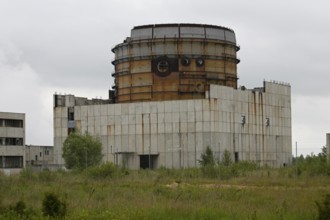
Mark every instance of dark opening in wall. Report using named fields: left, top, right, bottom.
left=0, top=156, right=23, bottom=168
left=68, top=107, right=74, bottom=120
left=0, top=119, right=23, bottom=128
left=3, top=138, right=23, bottom=146
left=234, top=152, right=239, bottom=163
left=140, top=155, right=158, bottom=169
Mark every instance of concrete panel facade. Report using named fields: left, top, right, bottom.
left=54, top=81, right=291, bottom=169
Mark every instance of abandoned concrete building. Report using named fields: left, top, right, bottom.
left=0, top=112, right=25, bottom=175
left=25, top=145, right=54, bottom=167
left=53, top=24, right=292, bottom=169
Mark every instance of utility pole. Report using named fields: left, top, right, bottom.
left=295, top=141, right=298, bottom=177
left=85, top=147, right=87, bottom=171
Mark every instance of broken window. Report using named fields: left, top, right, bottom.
left=68, top=107, right=75, bottom=120
left=241, top=115, right=246, bottom=125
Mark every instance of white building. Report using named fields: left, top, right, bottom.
left=0, top=112, right=25, bottom=175
left=53, top=81, right=292, bottom=169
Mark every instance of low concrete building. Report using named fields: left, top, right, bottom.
left=0, top=112, right=25, bottom=175
left=54, top=81, right=292, bottom=169
left=25, top=145, right=54, bottom=166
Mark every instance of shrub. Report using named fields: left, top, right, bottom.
left=221, top=149, right=233, bottom=166
left=13, top=200, right=26, bottom=216
left=42, top=192, right=67, bottom=218
left=316, top=194, right=330, bottom=220
left=198, top=146, right=215, bottom=167
left=87, top=163, right=117, bottom=179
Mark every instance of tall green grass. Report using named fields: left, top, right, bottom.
left=0, top=163, right=329, bottom=219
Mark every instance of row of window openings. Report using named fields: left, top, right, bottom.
left=241, top=115, right=270, bottom=126
left=0, top=119, right=23, bottom=128
left=34, top=150, right=50, bottom=161
left=0, top=138, right=23, bottom=146
left=0, top=156, right=23, bottom=168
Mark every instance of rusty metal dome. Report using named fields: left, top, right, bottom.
left=112, top=23, right=240, bottom=103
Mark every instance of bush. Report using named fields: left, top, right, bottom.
left=13, top=200, right=26, bottom=216
left=42, top=192, right=67, bottom=218
left=316, top=194, right=330, bottom=220
left=87, top=163, right=118, bottom=179
left=198, top=146, right=215, bottom=167
left=62, top=132, right=102, bottom=169
left=221, top=149, right=233, bottom=166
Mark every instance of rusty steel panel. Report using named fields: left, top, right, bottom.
left=130, top=60, right=151, bottom=73
left=116, top=62, right=129, bottom=71
left=152, top=83, right=179, bottom=92
left=131, top=86, right=151, bottom=94
left=131, top=93, right=152, bottom=101
left=117, top=87, right=131, bottom=95
left=117, top=75, right=131, bottom=88
left=131, top=73, right=152, bottom=86
left=205, top=60, right=225, bottom=72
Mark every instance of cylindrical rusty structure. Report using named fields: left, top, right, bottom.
left=112, top=23, right=240, bottom=103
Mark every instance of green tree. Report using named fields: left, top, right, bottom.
left=198, top=146, right=215, bottom=167
left=62, top=132, right=102, bottom=169
left=221, top=149, right=232, bottom=166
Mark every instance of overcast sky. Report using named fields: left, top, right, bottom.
left=1, top=0, right=329, bottom=156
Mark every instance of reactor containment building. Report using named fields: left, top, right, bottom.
left=53, top=24, right=292, bottom=169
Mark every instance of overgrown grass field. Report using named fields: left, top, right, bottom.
left=1, top=163, right=330, bottom=219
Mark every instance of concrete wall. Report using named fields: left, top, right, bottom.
left=54, top=82, right=291, bottom=169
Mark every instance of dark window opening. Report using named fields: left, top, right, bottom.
left=196, top=57, right=204, bottom=67
left=0, top=119, right=23, bottom=128
left=4, top=138, right=23, bottom=146
left=140, top=155, right=157, bottom=169
left=241, top=115, right=246, bottom=125
left=0, top=156, right=23, bottom=168
left=181, top=56, right=190, bottom=66
left=234, top=152, right=239, bottom=163
left=68, top=107, right=74, bottom=120
left=68, top=128, right=75, bottom=135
